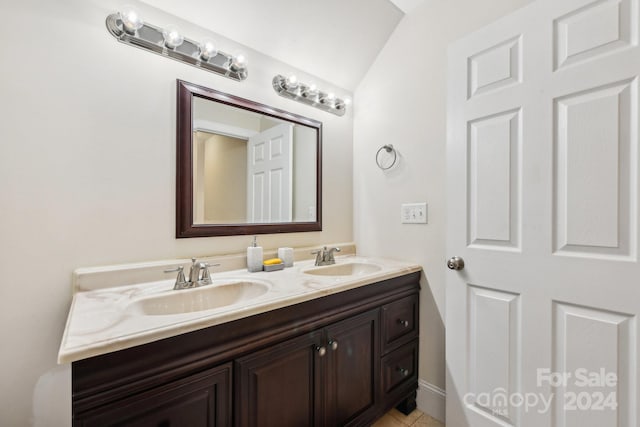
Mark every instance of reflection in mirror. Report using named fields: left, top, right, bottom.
left=192, top=98, right=317, bottom=224
left=177, top=80, right=322, bottom=237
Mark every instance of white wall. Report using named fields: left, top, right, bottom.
left=0, top=0, right=353, bottom=425
left=353, top=0, right=534, bottom=417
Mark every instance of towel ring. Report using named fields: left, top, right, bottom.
left=376, top=144, right=397, bottom=170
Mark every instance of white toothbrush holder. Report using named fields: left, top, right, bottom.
left=277, top=247, right=294, bottom=267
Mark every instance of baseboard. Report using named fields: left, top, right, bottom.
left=416, top=379, right=446, bottom=423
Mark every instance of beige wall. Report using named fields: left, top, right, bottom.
left=194, top=96, right=262, bottom=131
left=353, top=0, right=534, bottom=406
left=0, top=0, right=353, bottom=425
left=203, top=133, right=248, bottom=223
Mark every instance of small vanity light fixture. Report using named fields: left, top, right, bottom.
left=106, top=7, right=248, bottom=81
left=272, top=74, right=349, bottom=116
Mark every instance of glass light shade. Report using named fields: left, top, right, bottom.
left=320, top=92, right=336, bottom=106
left=229, top=53, right=248, bottom=72
left=119, top=6, right=143, bottom=34
left=162, top=26, right=184, bottom=49
left=302, top=82, right=318, bottom=99
left=285, top=74, right=299, bottom=90
left=199, top=39, right=218, bottom=61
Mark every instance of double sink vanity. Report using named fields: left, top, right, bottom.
left=60, top=248, right=421, bottom=426
left=57, top=78, right=421, bottom=426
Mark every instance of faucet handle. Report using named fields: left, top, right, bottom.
left=199, top=263, right=220, bottom=284
left=164, top=265, right=184, bottom=274
left=325, top=247, right=341, bottom=264
left=164, top=266, right=188, bottom=289
left=311, top=249, right=323, bottom=265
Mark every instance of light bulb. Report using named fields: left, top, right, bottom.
left=302, top=82, right=318, bottom=99
left=162, top=26, right=184, bottom=49
left=229, top=53, right=248, bottom=72
left=344, top=97, right=352, bottom=105
left=199, top=39, right=218, bottom=61
left=320, top=92, right=336, bottom=106
left=119, top=6, right=143, bottom=34
left=285, top=74, right=298, bottom=90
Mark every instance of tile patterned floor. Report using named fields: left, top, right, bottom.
left=372, top=408, right=444, bottom=427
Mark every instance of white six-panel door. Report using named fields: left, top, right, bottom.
left=447, top=0, right=639, bottom=426
left=247, top=123, right=293, bottom=223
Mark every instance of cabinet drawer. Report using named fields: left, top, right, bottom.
left=381, top=340, right=418, bottom=396
left=381, top=295, right=418, bottom=353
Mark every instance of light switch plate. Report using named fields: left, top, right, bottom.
left=401, top=202, right=428, bottom=224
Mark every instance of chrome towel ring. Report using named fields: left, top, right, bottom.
left=375, top=144, right=398, bottom=170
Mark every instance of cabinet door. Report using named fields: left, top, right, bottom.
left=74, top=363, right=231, bottom=427
left=235, top=330, right=324, bottom=427
left=324, top=309, right=379, bottom=426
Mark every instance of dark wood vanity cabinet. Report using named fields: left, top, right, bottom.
left=235, top=310, right=379, bottom=427
left=72, top=271, right=420, bottom=427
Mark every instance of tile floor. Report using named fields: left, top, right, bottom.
left=372, top=409, right=444, bottom=427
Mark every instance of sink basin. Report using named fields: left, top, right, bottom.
left=303, top=262, right=382, bottom=277
left=130, top=280, right=270, bottom=315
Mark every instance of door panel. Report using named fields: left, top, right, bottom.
left=468, top=109, right=521, bottom=250
left=553, top=78, right=637, bottom=258
left=468, top=36, right=522, bottom=99
left=467, top=286, right=521, bottom=425
left=447, top=0, right=640, bottom=426
left=553, top=302, right=635, bottom=426
left=554, top=0, right=635, bottom=70
left=235, top=331, right=323, bottom=427
left=75, top=363, right=232, bottom=427
left=324, top=310, right=379, bottom=426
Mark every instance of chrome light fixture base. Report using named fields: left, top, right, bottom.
left=106, top=13, right=248, bottom=81
left=272, top=75, right=347, bottom=116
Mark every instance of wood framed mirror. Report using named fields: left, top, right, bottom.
left=176, top=80, right=322, bottom=237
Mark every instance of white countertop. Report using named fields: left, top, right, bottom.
left=58, top=255, right=421, bottom=364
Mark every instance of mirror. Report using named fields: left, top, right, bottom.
left=176, top=80, right=322, bottom=237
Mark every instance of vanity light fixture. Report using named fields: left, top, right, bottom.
left=106, top=8, right=248, bottom=81
left=272, top=74, right=349, bottom=116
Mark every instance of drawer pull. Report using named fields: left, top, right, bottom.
left=398, top=319, right=409, bottom=328
left=397, top=367, right=409, bottom=377
left=328, top=340, right=338, bottom=351
left=315, top=346, right=327, bottom=357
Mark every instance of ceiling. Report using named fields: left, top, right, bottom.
left=141, top=0, right=423, bottom=91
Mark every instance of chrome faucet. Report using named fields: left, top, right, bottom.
left=312, top=246, right=341, bottom=266
left=164, top=258, right=220, bottom=290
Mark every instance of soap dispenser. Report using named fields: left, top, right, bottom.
left=247, top=236, right=263, bottom=272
